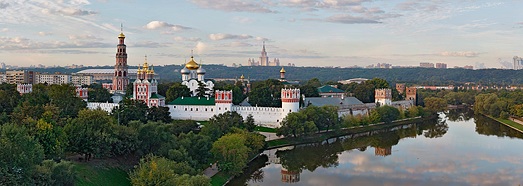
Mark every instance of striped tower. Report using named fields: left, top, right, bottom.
left=281, top=88, right=300, bottom=113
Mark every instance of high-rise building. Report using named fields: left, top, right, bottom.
left=247, top=42, right=280, bottom=66
left=420, top=62, right=435, bottom=68
left=72, top=75, right=94, bottom=86
left=112, top=30, right=129, bottom=93
left=1, top=62, right=5, bottom=69
left=514, top=56, right=523, bottom=70
left=5, top=70, right=33, bottom=84
left=435, top=63, right=447, bottom=69
left=34, top=73, right=72, bottom=85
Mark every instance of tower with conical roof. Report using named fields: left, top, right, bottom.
left=112, top=26, right=129, bottom=93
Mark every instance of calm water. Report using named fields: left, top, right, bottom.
left=230, top=109, right=523, bottom=186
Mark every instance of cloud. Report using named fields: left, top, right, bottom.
left=325, top=14, right=382, bottom=24
left=41, top=7, right=97, bottom=16
left=0, top=2, right=9, bottom=9
left=38, top=32, right=52, bottom=36
left=173, top=36, right=201, bottom=42
left=68, top=34, right=99, bottom=40
left=209, top=33, right=253, bottom=40
left=440, top=51, right=480, bottom=58
left=195, top=41, right=206, bottom=54
left=0, top=36, right=113, bottom=51
left=144, top=21, right=191, bottom=31
left=190, top=0, right=276, bottom=13
left=232, top=16, right=254, bottom=24
left=130, top=41, right=170, bottom=48
left=255, top=37, right=269, bottom=41
left=1, top=28, right=8, bottom=32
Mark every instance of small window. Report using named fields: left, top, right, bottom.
left=225, top=108, right=227, bottom=111
left=211, top=109, right=213, bottom=111
left=205, top=108, right=208, bottom=111
left=185, top=108, right=187, bottom=111
left=196, top=108, right=198, bottom=111
left=191, top=108, right=193, bottom=111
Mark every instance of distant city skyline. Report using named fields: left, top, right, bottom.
left=1, top=0, right=522, bottom=68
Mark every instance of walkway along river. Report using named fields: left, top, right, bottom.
left=229, top=109, right=523, bottom=186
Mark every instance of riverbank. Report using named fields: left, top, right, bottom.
left=484, top=115, right=523, bottom=133
left=266, top=116, right=427, bottom=149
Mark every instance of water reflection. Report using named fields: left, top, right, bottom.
left=230, top=110, right=523, bottom=186
left=446, top=108, right=474, bottom=122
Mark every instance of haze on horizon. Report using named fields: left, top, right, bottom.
left=0, top=0, right=522, bottom=69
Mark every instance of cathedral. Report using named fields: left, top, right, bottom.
left=132, top=56, right=165, bottom=107
left=247, top=42, right=280, bottom=66
left=181, top=56, right=215, bottom=97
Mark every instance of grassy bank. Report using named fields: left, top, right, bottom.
left=484, top=115, right=523, bottom=133
left=74, top=162, right=130, bottom=186
left=266, top=116, right=425, bottom=149
left=210, top=172, right=229, bottom=186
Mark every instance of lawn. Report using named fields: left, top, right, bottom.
left=255, top=126, right=277, bottom=133
left=210, top=172, right=229, bottom=186
left=498, top=118, right=523, bottom=131
left=74, top=163, right=131, bottom=186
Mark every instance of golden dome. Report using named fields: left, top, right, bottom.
left=148, top=66, right=155, bottom=74
left=118, top=32, right=125, bottom=38
left=185, top=56, right=199, bottom=70
left=240, top=74, right=245, bottom=79
left=137, top=65, right=142, bottom=73
left=280, top=67, right=286, bottom=73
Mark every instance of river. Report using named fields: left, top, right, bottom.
left=229, top=109, right=523, bottom=186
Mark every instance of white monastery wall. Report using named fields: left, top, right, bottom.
left=87, top=102, right=118, bottom=113
left=168, top=105, right=216, bottom=121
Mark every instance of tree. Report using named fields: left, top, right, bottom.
left=376, top=105, right=400, bottom=124
left=112, top=98, right=148, bottom=125
left=47, top=84, right=87, bottom=118
left=201, top=111, right=244, bottom=140
left=306, top=78, right=322, bottom=88
left=248, top=79, right=283, bottom=107
left=165, top=83, right=191, bottom=103
left=0, top=83, right=21, bottom=115
left=424, top=97, right=447, bottom=113
left=88, top=83, right=112, bottom=102
left=129, top=155, right=210, bottom=186
left=196, top=81, right=210, bottom=97
left=33, top=160, right=76, bottom=186
left=0, top=124, right=44, bottom=184
left=65, top=109, right=114, bottom=160
left=147, top=106, right=173, bottom=123
left=244, top=114, right=256, bottom=132
left=300, top=84, right=319, bottom=97
left=137, top=122, right=173, bottom=155
left=33, top=119, right=67, bottom=160
left=211, top=133, right=249, bottom=176
left=276, top=112, right=308, bottom=138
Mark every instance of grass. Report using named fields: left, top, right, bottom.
left=74, top=162, right=131, bottom=186
left=210, top=172, right=229, bottom=186
left=497, top=118, right=523, bottom=131
left=255, top=126, right=277, bottom=133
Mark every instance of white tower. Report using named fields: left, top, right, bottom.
left=375, top=89, right=392, bottom=106
left=215, top=90, right=233, bottom=115
left=281, top=88, right=300, bottom=113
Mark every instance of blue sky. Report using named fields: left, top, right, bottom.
left=1, top=0, right=523, bottom=68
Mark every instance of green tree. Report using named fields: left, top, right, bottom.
left=424, top=97, right=447, bottom=113
left=300, top=84, right=319, bottom=97
left=33, top=119, right=67, bottom=160
left=248, top=79, right=283, bottom=107
left=147, top=106, right=173, bottom=123
left=276, top=112, right=311, bottom=138
left=33, top=160, right=76, bottom=186
left=244, top=114, right=256, bottom=132
left=0, top=124, right=44, bottom=184
left=112, top=98, right=148, bottom=125
left=211, top=133, right=249, bottom=176
left=47, top=84, right=87, bottom=118
left=201, top=111, right=244, bottom=140
left=196, top=81, right=210, bottom=97
left=129, top=155, right=210, bottom=186
left=165, top=83, right=191, bottom=103
left=88, top=83, right=112, bottom=102
left=0, top=83, right=21, bottom=116
left=306, top=78, right=322, bottom=88
left=376, top=105, right=400, bottom=124
left=65, top=109, right=114, bottom=160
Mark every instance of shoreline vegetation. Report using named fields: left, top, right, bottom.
left=483, top=114, right=523, bottom=133
left=265, top=116, right=425, bottom=149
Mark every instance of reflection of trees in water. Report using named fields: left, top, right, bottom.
left=446, top=108, right=474, bottom=122
left=226, top=154, right=268, bottom=186
left=423, top=117, right=449, bottom=138
left=277, top=141, right=342, bottom=173
left=474, top=114, right=523, bottom=139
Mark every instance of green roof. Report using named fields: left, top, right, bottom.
left=317, top=85, right=344, bottom=93
left=168, top=97, right=215, bottom=105
left=150, top=93, right=165, bottom=99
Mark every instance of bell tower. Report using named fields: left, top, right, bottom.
left=112, top=25, right=129, bottom=93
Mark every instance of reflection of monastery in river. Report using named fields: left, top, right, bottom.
left=374, top=146, right=392, bottom=157
left=281, top=168, right=300, bottom=183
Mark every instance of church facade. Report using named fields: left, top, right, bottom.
left=180, top=56, right=215, bottom=97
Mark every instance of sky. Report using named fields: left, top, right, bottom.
left=1, top=0, right=523, bottom=68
